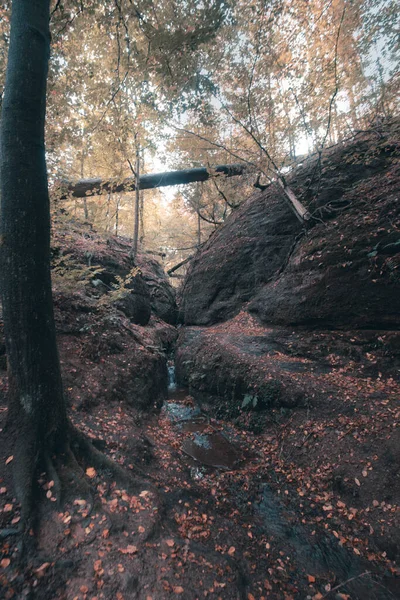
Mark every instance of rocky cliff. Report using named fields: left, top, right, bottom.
left=180, top=119, right=400, bottom=329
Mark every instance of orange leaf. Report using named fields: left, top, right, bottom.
left=1, top=558, right=10, bottom=568
left=94, top=560, right=102, bottom=572
left=119, top=545, right=137, bottom=554
left=86, top=467, right=97, bottom=478
left=307, top=574, right=316, bottom=583
left=228, top=546, right=236, bottom=555
left=173, top=586, right=184, bottom=594
left=166, top=539, right=175, bottom=547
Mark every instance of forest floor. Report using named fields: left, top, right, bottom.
left=0, top=332, right=399, bottom=600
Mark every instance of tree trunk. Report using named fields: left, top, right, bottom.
left=0, top=1, right=137, bottom=529
left=0, top=0, right=67, bottom=517
left=58, top=163, right=249, bottom=199
left=131, top=145, right=140, bottom=260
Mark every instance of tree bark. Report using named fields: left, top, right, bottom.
left=57, top=163, right=250, bottom=199
left=0, top=0, right=67, bottom=517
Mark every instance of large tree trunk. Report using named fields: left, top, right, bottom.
left=58, top=163, right=249, bottom=199
left=0, top=1, right=138, bottom=530
left=0, top=0, right=67, bottom=517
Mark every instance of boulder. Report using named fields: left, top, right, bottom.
left=180, top=121, right=400, bottom=330
left=179, top=188, right=300, bottom=325
left=139, top=257, right=178, bottom=325
left=115, top=273, right=151, bottom=326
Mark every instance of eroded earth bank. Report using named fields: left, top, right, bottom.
left=1, top=120, right=399, bottom=599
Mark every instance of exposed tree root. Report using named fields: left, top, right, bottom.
left=1, top=420, right=161, bottom=555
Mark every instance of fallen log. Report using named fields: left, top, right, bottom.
left=167, top=255, right=193, bottom=275
left=57, top=163, right=250, bottom=199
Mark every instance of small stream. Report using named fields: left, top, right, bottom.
left=164, top=364, right=394, bottom=599
left=165, top=363, right=242, bottom=470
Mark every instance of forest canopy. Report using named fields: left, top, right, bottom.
left=0, top=0, right=398, bottom=267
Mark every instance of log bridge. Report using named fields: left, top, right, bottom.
left=57, top=163, right=249, bottom=199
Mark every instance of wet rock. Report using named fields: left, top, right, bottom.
left=176, top=324, right=308, bottom=412
left=182, top=431, right=241, bottom=469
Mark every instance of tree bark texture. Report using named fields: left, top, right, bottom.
left=0, top=0, right=67, bottom=513
left=58, top=163, right=249, bottom=199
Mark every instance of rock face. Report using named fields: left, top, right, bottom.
left=179, top=190, right=300, bottom=325
left=180, top=120, right=400, bottom=329
left=115, top=274, right=151, bottom=326
left=140, top=257, right=178, bottom=325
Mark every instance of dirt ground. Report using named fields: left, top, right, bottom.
left=1, top=331, right=399, bottom=599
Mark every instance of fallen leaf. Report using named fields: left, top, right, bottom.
left=5, top=456, right=13, bottom=465
left=173, top=587, right=184, bottom=594
left=86, top=467, right=97, bottom=478
left=94, top=560, right=102, bottom=572
left=264, top=579, right=272, bottom=591
left=166, top=539, right=175, bottom=547
left=4, top=504, right=13, bottom=512
left=1, top=558, right=10, bottom=568
left=228, top=546, right=236, bottom=555
left=307, top=574, right=316, bottom=583
left=355, top=478, right=361, bottom=487
left=119, top=545, right=137, bottom=554
left=138, top=525, right=145, bottom=533
left=36, top=563, right=50, bottom=577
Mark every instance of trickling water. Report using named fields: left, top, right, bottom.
left=168, top=363, right=177, bottom=392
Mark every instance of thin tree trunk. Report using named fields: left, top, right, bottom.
left=115, top=198, right=120, bottom=236
left=139, top=155, right=145, bottom=244
left=197, top=212, right=201, bottom=248
left=0, top=0, right=67, bottom=517
left=80, top=153, right=89, bottom=220
left=132, top=145, right=140, bottom=260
